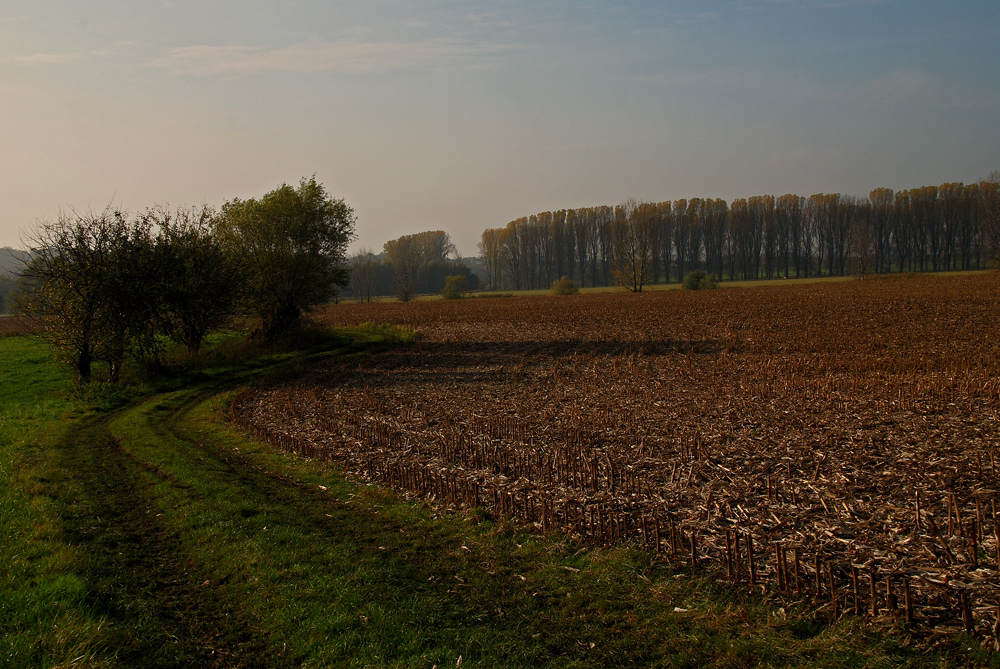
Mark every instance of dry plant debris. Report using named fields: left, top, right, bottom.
left=229, top=274, right=1000, bottom=642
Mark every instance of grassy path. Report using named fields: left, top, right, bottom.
left=96, top=377, right=671, bottom=667
left=1, top=333, right=980, bottom=667
left=53, top=416, right=278, bottom=667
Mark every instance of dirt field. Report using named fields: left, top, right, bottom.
left=0, top=315, right=26, bottom=338
left=231, top=273, right=1000, bottom=637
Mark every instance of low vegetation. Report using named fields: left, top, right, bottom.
left=682, top=270, right=720, bottom=290
left=551, top=276, right=580, bottom=295
left=441, top=274, right=469, bottom=299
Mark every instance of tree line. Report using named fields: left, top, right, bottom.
left=477, top=177, right=1000, bottom=292
left=17, top=177, right=355, bottom=384
left=344, top=230, right=478, bottom=303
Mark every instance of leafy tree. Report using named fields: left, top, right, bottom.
left=152, top=205, right=240, bottom=353
left=215, top=177, right=355, bottom=340
left=99, top=218, right=160, bottom=381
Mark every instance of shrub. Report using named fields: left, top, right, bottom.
left=441, top=275, right=468, bottom=300
left=551, top=276, right=580, bottom=295
left=682, top=270, right=705, bottom=290
left=682, top=270, right=719, bottom=290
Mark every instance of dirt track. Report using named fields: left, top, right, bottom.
left=49, top=395, right=282, bottom=667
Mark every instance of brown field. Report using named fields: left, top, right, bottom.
left=0, top=315, right=27, bottom=338
left=231, top=272, right=1000, bottom=638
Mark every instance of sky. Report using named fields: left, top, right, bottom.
left=1, top=1, right=998, bottom=257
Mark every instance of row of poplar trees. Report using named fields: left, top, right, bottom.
left=18, top=177, right=355, bottom=384
left=478, top=177, right=1000, bottom=292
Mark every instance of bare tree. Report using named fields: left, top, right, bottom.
left=892, top=190, right=914, bottom=272
left=979, top=172, right=1000, bottom=266
left=852, top=201, right=875, bottom=278
left=477, top=228, right=504, bottom=291
left=868, top=188, right=894, bottom=273
left=349, top=247, right=379, bottom=303
left=701, top=198, right=728, bottom=280
left=776, top=194, right=806, bottom=277
left=910, top=185, right=939, bottom=271
left=610, top=199, right=656, bottom=292
left=384, top=235, right=421, bottom=302
left=672, top=199, right=691, bottom=280
left=414, top=230, right=457, bottom=262
left=19, top=207, right=157, bottom=383
left=731, top=198, right=763, bottom=280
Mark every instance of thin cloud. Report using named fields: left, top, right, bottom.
left=10, top=48, right=114, bottom=65
left=151, top=39, right=511, bottom=76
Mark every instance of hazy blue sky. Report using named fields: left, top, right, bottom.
left=2, top=1, right=998, bottom=255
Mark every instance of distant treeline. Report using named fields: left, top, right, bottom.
left=0, top=275, right=18, bottom=314
left=0, top=247, right=30, bottom=313
left=343, top=230, right=479, bottom=302
left=477, top=178, right=1000, bottom=291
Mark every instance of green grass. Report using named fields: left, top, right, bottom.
left=0, top=330, right=995, bottom=667
left=0, top=336, right=116, bottom=667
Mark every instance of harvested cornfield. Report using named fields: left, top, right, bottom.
left=230, top=273, right=1000, bottom=641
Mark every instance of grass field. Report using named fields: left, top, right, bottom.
left=1, top=278, right=997, bottom=666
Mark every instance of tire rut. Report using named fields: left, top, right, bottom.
left=55, top=412, right=287, bottom=668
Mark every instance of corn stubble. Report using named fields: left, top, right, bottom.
left=230, top=273, right=1000, bottom=644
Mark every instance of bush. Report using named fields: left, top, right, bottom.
left=682, top=270, right=719, bottom=290
left=441, top=275, right=468, bottom=299
left=551, top=276, right=580, bottom=295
